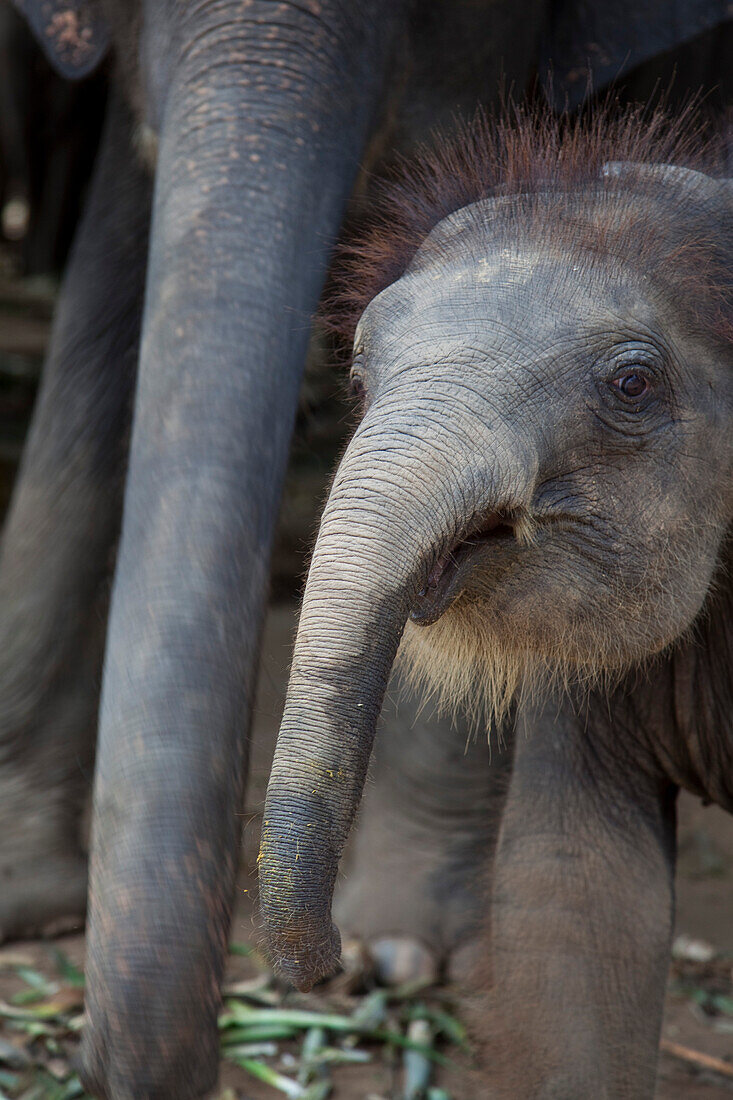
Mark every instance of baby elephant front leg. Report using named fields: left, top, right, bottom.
left=479, top=699, right=676, bottom=1099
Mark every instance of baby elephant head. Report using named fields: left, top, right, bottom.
left=260, top=113, right=733, bottom=989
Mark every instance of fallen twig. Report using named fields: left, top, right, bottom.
left=660, top=1038, right=733, bottom=1079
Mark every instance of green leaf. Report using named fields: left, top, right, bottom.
left=410, top=1007, right=467, bottom=1049
left=60, top=1078, right=87, bottom=1099
left=228, top=942, right=255, bottom=957
left=305, top=1048, right=371, bottom=1066
left=370, top=1032, right=449, bottom=1067
left=403, top=1018, right=433, bottom=1099
left=49, top=950, right=84, bottom=990
left=11, top=988, right=50, bottom=1006
left=221, top=1041, right=279, bottom=1059
left=223, top=1006, right=355, bottom=1033
left=350, top=991, right=388, bottom=1031
left=9, top=965, right=56, bottom=1006
left=15, top=1069, right=69, bottom=1100
left=232, top=1058, right=305, bottom=1098
left=0, top=1001, right=67, bottom=1021
left=301, top=1082, right=331, bottom=1100
left=220, top=1003, right=450, bottom=1065
left=298, top=1027, right=327, bottom=1085
left=712, top=994, right=733, bottom=1016
left=14, top=967, right=53, bottom=993
left=221, top=1024, right=298, bottom=1043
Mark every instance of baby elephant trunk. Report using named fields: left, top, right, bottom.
left=259, top=403, right=522, bottom=989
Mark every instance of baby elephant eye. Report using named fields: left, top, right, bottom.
left=611, top=370, right=650, bottom=401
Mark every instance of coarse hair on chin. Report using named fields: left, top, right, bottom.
left=395, top=596, right=638, bottom=736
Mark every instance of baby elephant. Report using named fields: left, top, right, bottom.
left=260, top=108, right=732, bottom=1097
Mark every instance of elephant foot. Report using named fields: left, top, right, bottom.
left=366, top=935, right=440, bottom=985
left=333, top=682, right=512, bottom=987
left=0, top=767, right=88, bottom=941
left=365, top=933, right=485, bottom=987
left=338, top=872, right=488, bottom=988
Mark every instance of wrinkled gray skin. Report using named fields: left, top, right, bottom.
left=1, top=0, right=730, bottom=1097
left=260, top=165, right=733, bottom=1096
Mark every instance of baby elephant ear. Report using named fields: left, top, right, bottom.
left=601, top=162, right=732, bottom=207
left=11, top=0, right=110, bottom=80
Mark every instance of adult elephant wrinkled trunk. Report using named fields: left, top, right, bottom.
left=260, top=399, right=524, bottom=990
left=79, top=5, right=405, bottom=1098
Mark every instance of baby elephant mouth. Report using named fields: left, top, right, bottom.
left=410, top=512, right=517, bottom=626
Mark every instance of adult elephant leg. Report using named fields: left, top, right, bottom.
left=335, top=678, right=513, bottom=986
left=0, top=89, right=150, bottom=939
left=79, top=5, right=406, bottom=1098
left=478, top=696, right=676, bottom=1098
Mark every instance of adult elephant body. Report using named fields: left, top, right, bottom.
left=0, top=1, right=729, bottom=1098
left=4, top=4, right=406, bottom=1097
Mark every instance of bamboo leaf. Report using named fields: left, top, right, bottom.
left=221, top=1024, right=298, bottom=1043
left=49, top=951, right=84, bottom=990
left=232, top=1058, right=305, bottom=1098
left=350, top=991, right=388, bottom=1030
left=307, top=1048, right=371, bottom=1066
left=301, top=1082, right=331, bottom=1100
left=222, top=1041, right=279, bottom=1059
left=402, top=1018, right=432, bottom=1099
left=298, top=1027, right=327, bottom=1085
left=410, top=1007, right=467, bottom=1049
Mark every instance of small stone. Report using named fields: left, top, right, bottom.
left=671, top=933, right=716, bottom=963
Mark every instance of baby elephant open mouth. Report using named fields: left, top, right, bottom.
left=410, top=511, right=518, bottom=625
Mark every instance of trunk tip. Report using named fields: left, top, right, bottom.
left=262, top=919, right=342, bottom=992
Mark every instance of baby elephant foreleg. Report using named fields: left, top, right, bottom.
left=478, top=698, right=676, bottom=1099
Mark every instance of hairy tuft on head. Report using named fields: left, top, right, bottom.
left=323, top=97, right=731, bottom=355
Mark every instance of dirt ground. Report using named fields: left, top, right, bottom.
left=1, top=605, right=732, bottom=1099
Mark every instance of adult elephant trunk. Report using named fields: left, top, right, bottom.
left=260, top=402, right=522, bottom=990
left=80, top=6, right=405, bottom=1099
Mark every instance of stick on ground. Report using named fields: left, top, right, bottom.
left=660, top=1039, right=733, bottom=1079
